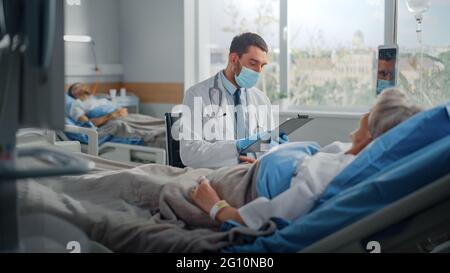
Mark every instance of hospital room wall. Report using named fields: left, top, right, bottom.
left=115, top=0, right=360, bottom=144
left=64, top=0, right=184, bottom=118
left=63, top=0, right=359, bottom=145
left=119, top=0, right=185, bottom=119
left=64, top=0, right=124, bottom=86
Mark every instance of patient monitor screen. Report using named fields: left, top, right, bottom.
left=376, top=47, right=398, bottom=96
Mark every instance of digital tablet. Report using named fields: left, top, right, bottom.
left=241, top=115, right=314, bottom=154
left=376, top=45, right=399, bottom=96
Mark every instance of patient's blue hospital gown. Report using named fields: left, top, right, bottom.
left=69, top=97, right=117, bottom=121
left=239, top=142, right=355, bottom=230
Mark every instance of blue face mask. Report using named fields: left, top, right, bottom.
left=235, top=63, right=260, bottom=89
left=377, top=80, right=393, bottom=95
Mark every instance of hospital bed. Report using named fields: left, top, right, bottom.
left=223, top=140, right=450, bottom=253
left=15, top=152, right=132, bottom=253
left=16, top=127, right=166, bottom=166
left=224, top=102, right=450, bottom=253
left=56, top=94, right=167, bottom=166
left=15, top=135, right=450, bottom=253
left=59, top=125, right=166, bottom=166
left=303, top=173, right=450, bottom=253
left=16, top=129, right=82, bottom=154
left=14, top=102, right=450, bottom=253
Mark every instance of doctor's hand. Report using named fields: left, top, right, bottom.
left=235, top=132, right=264, bottom=155
left=277, top=133, right=289, bottom=144
left=269, top=133, right=289, bottom=149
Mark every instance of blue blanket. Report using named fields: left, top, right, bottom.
left=255, top=142, right=321, bottom=199
left=223, top=101, right=450, bottom=253
left=224, top=135, right=450, bottom=253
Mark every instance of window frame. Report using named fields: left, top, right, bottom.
left=185, top=0, right=399, bottom=114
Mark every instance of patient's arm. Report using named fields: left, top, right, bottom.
left=117, top=107, right=128, bottom=118
left=190, top=178, right=245, bottom=225
left=91, top=113, right=114, bottom=127
left=215, top=207, right=245, bottom=225
left=78, top=112, right=113, bottom=127
left=90, top=108, right=128, bottom=127
left=78, top=115, right=90, bottom=123
left=239, top=156, right=256, bottom=164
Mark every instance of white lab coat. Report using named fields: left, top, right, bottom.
left=180, top=73, right=274, bottom=169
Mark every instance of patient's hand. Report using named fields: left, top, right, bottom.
left=189, top=177, right=220, bottom=213
left=117, top=108, right=128, bottom=118
left=78, top=115, right=89, bottom=123
left=239, top=156, right=256, bottom=164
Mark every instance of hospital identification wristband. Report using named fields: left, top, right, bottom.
left=209, top=200, right=230, bottom=221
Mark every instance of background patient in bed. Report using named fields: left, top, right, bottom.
left=66, top=82, right=166, bottom=148
left=67, top=83, right=129, bottom=127
left=190, top=88, right=423, bottom=230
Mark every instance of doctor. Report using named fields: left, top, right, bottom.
left=180, top=33, right=288, bottom=169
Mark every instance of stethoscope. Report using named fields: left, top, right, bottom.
left=207, top=72, right=264, bottom=137
left=207, top=73, right=224, bottom=119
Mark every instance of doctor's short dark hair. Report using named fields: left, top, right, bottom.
left=230, top=32, right=268, bottom=57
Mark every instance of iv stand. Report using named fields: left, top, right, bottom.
left=409, top=3, right=434, bottom=106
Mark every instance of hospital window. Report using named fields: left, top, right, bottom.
left=196, top=0, right=449, bottom=111
left=206, top=0, right=281, bottom=103
left=201, top=0, right=382, bottom=110
left=287, top=0, right=384, bottom=109
left=397, top=0, right=450, bottom=107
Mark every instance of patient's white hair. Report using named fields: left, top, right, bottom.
left=369, top=88, right=422, bottom=138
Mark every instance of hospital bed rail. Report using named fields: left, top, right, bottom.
left=60, top=125, right=166, bottom=166
left=64, top=125, right=99, bottom=156
left=16, top=129, right=56, bottom=145
left=16, top=128, right=83, bottom=155
left=302, top=173, right=450, bottom=253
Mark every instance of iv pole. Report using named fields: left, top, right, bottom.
left=406, top=0, right=433, bottom=106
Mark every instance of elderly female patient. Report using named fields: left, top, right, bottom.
left=190, top=88, right=422, bottom=230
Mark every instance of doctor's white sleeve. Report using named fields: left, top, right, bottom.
left=179, top=90, right=239, bottom=169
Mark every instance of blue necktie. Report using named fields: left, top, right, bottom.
left=234, top=88, right=246, bottom=139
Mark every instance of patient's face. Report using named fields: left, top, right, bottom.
left=351, top=113, right=372, bottom=147
left=73, top=85, right=92, bottom=101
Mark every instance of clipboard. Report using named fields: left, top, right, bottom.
left=241, top=114, right=314, bottom=154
